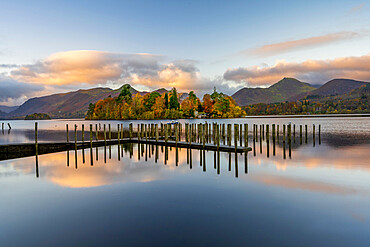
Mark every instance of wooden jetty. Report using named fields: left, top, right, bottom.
left=0, top=122, right=252, bottom=161
left=0, top=121, right=322, bottom=161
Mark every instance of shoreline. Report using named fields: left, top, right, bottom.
left=1, top=113, right=369, bottom=121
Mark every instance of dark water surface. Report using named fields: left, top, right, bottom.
left=0, top=117, right=369, bottom=246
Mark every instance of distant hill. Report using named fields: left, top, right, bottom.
left=307, top=79, right=368, bottom=97
left=232, top=78, right=315, bottom=106
left=7, top=84, right=188, bottom=119
left=290, top=79, right=369, bottom=101
left=0, top=105, right=19, bottom=113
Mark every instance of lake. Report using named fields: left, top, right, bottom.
left=0, top=117, right=369, bottom=246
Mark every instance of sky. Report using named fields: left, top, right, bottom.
left=0, top=0, right=369, bottom=106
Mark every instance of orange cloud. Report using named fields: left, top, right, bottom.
left=224, top=54, right=370, bottom=86
left=9, top=50, right=211, bottom=92
left=242, top=31, right=362, bottom=57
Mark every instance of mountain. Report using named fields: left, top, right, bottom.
left=7, top=84, right=189, bottom=119
left=306, top=79, right=368, bottom=97
left=0, top=105, right=19, bottom=113
left=232, top=78, right=316, bottom=106
left=289, top=79, right=369, bottom=101
left=9, top=87, right=119, bottom=118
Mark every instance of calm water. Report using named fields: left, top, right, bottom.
left=0, top=117, right=369, bottom=246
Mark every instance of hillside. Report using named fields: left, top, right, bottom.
left=232, top=78, right=315, bottom=106
left=307, top=79, right=368, bottom=97
left=0, top=105, right=19, bottom=113
left=9, top=87, right=117, bottom=118
left=7, top=84, right=189, bottom=119
left=289, top=79, right=369, bottom=101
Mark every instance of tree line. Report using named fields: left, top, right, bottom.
left=86, top=85, right=245, bottom=120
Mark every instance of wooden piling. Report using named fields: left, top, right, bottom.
left=266, top=124, right=270, bottom=141
left=66, top=124, right=69, bottom=142
left=283, top=124, right=286, bottom=143
left=35, top=122, right=38, bottom=156
left=82, top=124, right=84, bottom=143
left=305, top=124, right=308, bottom=143
left=74, top=124, right=77, bottom=148
left=313, top=124, right=315, bottom=145
left=90, top=124, right=93, bottom=148
left=277, top=124, right=279, bottom=143
left=244, top=124, right=248, bottom=147
left=287, top=124, right=291, bottom=144
left=95, top=124, right=98, bottom=141
left=129, top=123, right=133, bottom=139
left=164, top=124, right=168, bottom=144
left=185, top=123, right=189, bottom=142
left=118, top=124, right=120, bottom=145
left=155, top=124, right=159, bottom=142
left=109, top=124, right=111, bottom=140
left=234, top=124, right=238, bottom=152
left=104, top=124, right=106, bottom=146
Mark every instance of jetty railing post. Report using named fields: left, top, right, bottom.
left=118, top=124, right=120, bottom=145
left=244, top=124, right=248, bottom=147
left=227, top=124, right=231, bottom=146
left=108, top=124, right=111, bottom=141
left=313, top=124, right=315, bottom=146
left=35, top=122, right=38, bottom=156
left=189, top=124, right=192, bottom=146
left=319, top=124, right=321, bottom=144
left=185, top=123, right=188, bottom=142
left=252, top=124, right=256, bottom=141
left=293, top=124, right=296, bottom=140
left=137, top=124, right=141, bottom=142
left=104, top=124, right=106, bottom=146
left=239, top=124, right=243, bottom=146
left=121, top=124, right=123, bottom=140
left=90, top=124, right=93, bottom=148
left=266, top=124, right=270, bottom=141
left=283, top=124, right=286, bottom=143
left=277, top=124, right=279, bottom=143
left=95, top=124, right=98, bottom=141
left=144, top=124, right=148, bottom=141
left=175, top=123, right=178, bottom=146
left=234, top=124, right=238, bottom=152
left=1, top=122, right=3, bottom=130
left=300, top=125, right=302, bottom=144
left=74, top=124, right=77, bottom=148
left=82, top=124, right=84, bottom=143
left=66, top=124, right=69, bottom=142
left=164, top=124, right=168, bottom=144
left=288, top=124, right=291, bottom=144
left=129, top=123, right=133, bottom=140
left=305, top=124, right=308, bottom=143
left=155, top=124, right=159, bottom=142
left=202, top=124, right=206, bottom=149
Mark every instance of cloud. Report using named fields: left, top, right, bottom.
left=349, top=3, right=365, bottom=13
left=241, top=31, right=363, bottom=57
left=223, top=53, right=370, bottom=86
left=0, top=64, right=20, bottom=68
left=0, top=75, right=45, bottom=105
left=9, top=50, right=214, bottom=93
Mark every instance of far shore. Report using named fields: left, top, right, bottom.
left=1, top=113, right=370, bottom=122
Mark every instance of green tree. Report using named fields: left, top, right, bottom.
left=164, top=93, right=169, bottom=109
left=169, top=88, right=179, bottom=110
left=117, top=85, right=132, bottom=104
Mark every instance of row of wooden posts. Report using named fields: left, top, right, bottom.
left=1, top=123, right=11, bottom=130
left=33, top=122, right=321, bottom=155
left=252, top=123, right=320, bottom=143
left=60, top=122, right=320, bottom=146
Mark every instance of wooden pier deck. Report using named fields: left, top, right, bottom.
left=0, top=138, right=251, bottom=161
